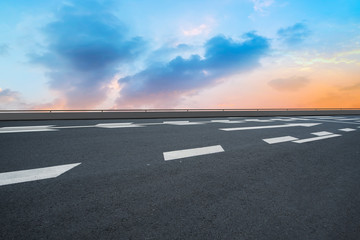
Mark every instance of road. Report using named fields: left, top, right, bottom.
left=1, top=115, right=360, bottom=239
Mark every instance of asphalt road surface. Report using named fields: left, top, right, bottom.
left=1, top=115, right=360, bottom=239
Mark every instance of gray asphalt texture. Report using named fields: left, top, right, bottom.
left=1, top=116, right=360, bottom=239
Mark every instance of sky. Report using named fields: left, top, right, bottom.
left=0, top=0, right=359, bottom=109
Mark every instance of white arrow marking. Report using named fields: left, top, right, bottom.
left=163, top=145, right=224, bottom=161
left=220, top=123, right=321, bottom=131
left=0, top=163, right=81, bottom=186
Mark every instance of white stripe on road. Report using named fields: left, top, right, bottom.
left=270, top=118, right=294, bottom=122
left=96, top=123, right=143, bottom=128
left=1, top=125, right=54, bottom=128
left=299, top=118, right=360, bottom=125
left=263, top=136, right=298, bottom=144
left=293, top=134, right=341, bottom=143
left=211, top=120, right=230, bottom=122
left=220, top=123, right=321, bottom=131
left=0, top=163, right=81, bottom=186
left=53, top=125, right=95, bottom=129
left=138, top=123, right=165, bottom=126
left=311, top=116, right=332, bottom=119
left=163, top=121, right=204, bottom=125
left=163, top=145, right=224, bottom=161
left=0, top=126, right=57, bottom=133
left=245, top=119, right=273, bottom=122
left=211, top=120, right=244, bottom=123
left=311, top=131, right=333, bottom=136
left=339, top=128, right=356, bottom=132
left=96, top=122, right=133, bottom=126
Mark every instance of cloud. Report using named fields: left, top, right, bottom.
left=251, top=0, right=274, bottom=13
left=116, top=32, right=270, bottom=107
left=0, top=88, right=29, bottom=109
left=268, top=76, right=310, bottom=91
left=277, top=23, right=311, bottom=45
left=0, top=88, right=20, bottom=103
left=28, top=0, right=146, bottom=109
left=342, top=82, right=360, bottom=91
left=182, top=24, right=210, bottom=36
left=146, top=43, right=195, bottom=64
left=0, top=44, right=9, bottom=55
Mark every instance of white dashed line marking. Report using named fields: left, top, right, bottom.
left=220, top=123, right=321, bottom=131
left=245, top=119, right=273, bottom=122
left=263, top=136, right=298, bottom=144
left=163, top=145, right=224, bottom=161
left=211, top=120, right=243, bottom=123
left=163, top=121, right=204, bottom=125
left=96, top=123, right=143, bottom=128
left=311, top=131, right=333, bottom=136
left=0, top=163, right=81, bottom=186
left=53, top=125, right=95, bottom=129
left=339, top=128, right=356, bottom=132
left=293, top=134, right=341, bottom=143
left=0, top=126, right=57, bottom=133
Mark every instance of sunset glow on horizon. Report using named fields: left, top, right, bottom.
left=0, top=0, right=359, bottom=109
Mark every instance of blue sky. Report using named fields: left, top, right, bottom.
left=1, top=0, right=359, bottom=109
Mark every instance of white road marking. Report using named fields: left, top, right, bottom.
left=293, top=134, right=341, bottom=143
left=311, top=116, right=332, bottom=119
left=245, top=119, right=273, bottom=122
left=211, top=120, right=244, bottom=123
left=311, top=131, right=333, bottom=136
left=339, top=128, right=356, bottom=132
left=263, top=136, right=298, bottom=144
left=163, top=145, right=224, bottom=161
left=0, top=163, right=81, bottom=186
left=163, top=121, right=204, bottom=125
left=138, top=122, right=165, bottom=126
left=298, top=118, right=360, bottom=125
left=211, top=119, right=230, bottom=122
left=164, top=120, right=189, bottom=123
left=53, top=125, right=95, bottom=129
left=0, top=125, right=57, bottom=133
left=1, top=125, right=54, bottom=128
left=270, top=118, right=294, bottom=122
left=220, top=123, right=321, bottom=131
left=96, top=123, right=143, bottom=128
left=333, top=118, right=355, bottom=121
left=244, top=118, right=273, bottom=122
left=96, top=122, right=133, bottom=126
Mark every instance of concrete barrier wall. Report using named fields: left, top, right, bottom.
left=1, top=110, right=360, bottom=121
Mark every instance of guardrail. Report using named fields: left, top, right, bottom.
left=1, top=108, right=360, bottom=113
left=1, top=108, right=360, bottom=121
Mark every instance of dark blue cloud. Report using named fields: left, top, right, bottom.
left=29, top=0, right=146, bottom=108
left=117, top=32, right=269, bottom=107
left=277, top=23, right=311, bottom=45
